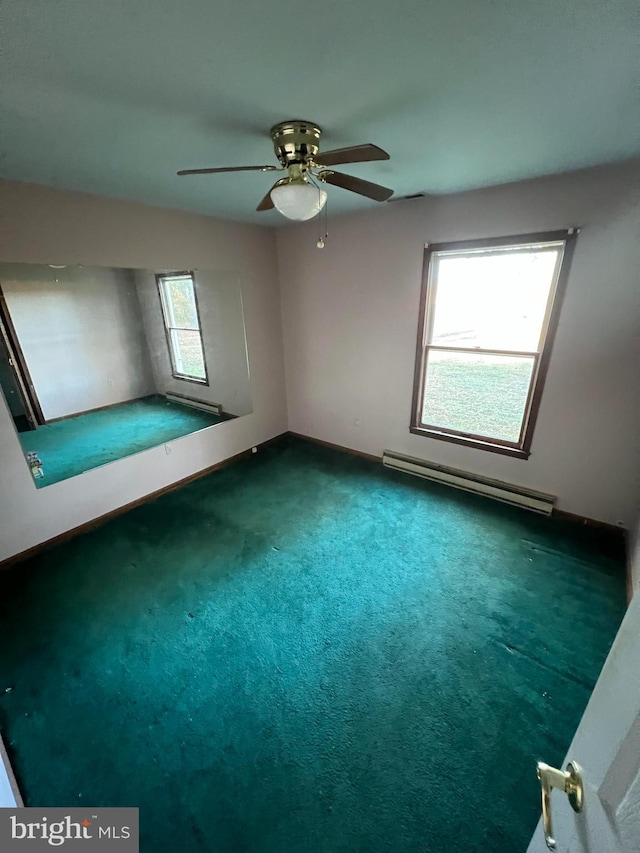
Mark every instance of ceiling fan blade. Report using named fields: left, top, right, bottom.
left=318, top=170, right=394, bottom=202
left=314, top=144, right=389, bottom=167
left=256, top=185, right=277, bottom=211
left=177, top=165, right=278, bottom=176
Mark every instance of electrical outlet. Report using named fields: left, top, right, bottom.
left=165, top=443, right=172, bottom=455
left=353, top=418, right=361, bottom=427
left=107, top=378, right=113, bottom=386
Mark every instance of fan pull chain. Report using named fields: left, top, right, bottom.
left=317, top=186, right=328, bottom=249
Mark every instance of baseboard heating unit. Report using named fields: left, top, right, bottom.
left=382, top=451, right=556, bottom=515
left=165, top=392, right=222, bottom=416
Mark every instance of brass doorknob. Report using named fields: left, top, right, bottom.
left=536, top=761, right=584, bottom=850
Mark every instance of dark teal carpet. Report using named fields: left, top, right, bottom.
left=0, top=437, right=626, bottom=851
left=18, top=395, right=224, bottom=487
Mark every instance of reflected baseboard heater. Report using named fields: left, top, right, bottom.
left=382, top=451, right=555, bottom=515
left=165, top=391, right=222, bottom=416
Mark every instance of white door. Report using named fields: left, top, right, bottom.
left=527, top=589, right=640, bottom=852
left=0, top=735, right=21, bottom=807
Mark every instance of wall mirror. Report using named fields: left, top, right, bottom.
left=0, top=262, right=252, bottom=488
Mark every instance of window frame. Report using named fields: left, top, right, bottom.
left=155, top=271, right=209, bottom=386
left=410, top=230, right=578, bottom=459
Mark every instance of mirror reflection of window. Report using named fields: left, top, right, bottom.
left=156, top=273, right=207, bottom=384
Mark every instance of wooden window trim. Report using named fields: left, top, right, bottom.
left=156, top=271, right=209, bottom=386
left=410, top=229, right=578, bottom=458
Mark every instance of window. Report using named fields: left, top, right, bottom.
left=411, top=230, right=577, bottom=458
left=156, top=272, right=208, bottom=384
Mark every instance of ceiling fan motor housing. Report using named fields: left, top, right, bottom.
left=271, top=121, right=322, bottom=169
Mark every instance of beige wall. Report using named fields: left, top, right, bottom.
left=0, top=179, right=286, bottom=562
left=278, top=160, right=640, bottom=527
left=1, top=263, right=155, bottom=420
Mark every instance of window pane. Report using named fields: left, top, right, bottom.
left=430, top=249, right=559, bottom=352
left=171, top=329, right=206, bottom=379
left=163, top=277, right=199, bottom=329
left=422, top=350, right=535, bottom=443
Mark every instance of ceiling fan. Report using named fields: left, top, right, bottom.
left=177, top=120, right=394, bottom=221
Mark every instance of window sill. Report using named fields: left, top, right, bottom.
left=172, top=374, right=209, bottom=386
left=409, top=426, right=530, bottom=459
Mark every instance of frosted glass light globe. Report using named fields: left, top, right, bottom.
left=270, top=181, right=327, bottom=221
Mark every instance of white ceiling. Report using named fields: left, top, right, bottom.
left=0, top=0, right=637, bottom=225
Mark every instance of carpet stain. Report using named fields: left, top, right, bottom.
left=0, top=436, right=627, bottom=852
